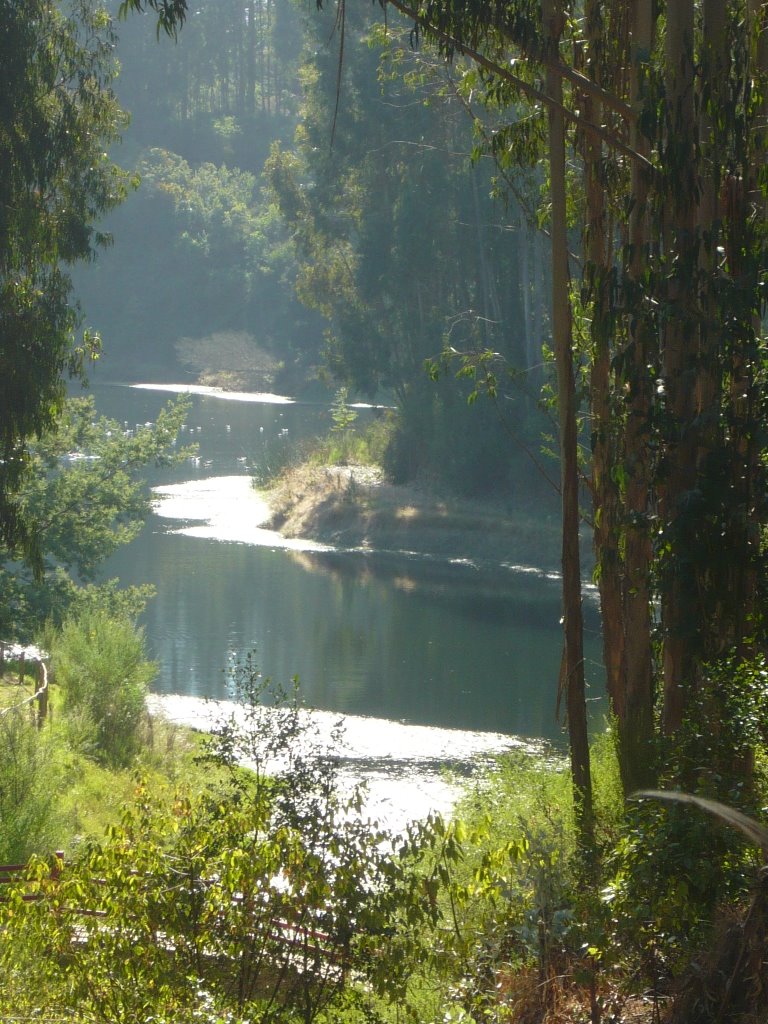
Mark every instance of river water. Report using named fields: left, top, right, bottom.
left=95, top=382, right=604, bottom=825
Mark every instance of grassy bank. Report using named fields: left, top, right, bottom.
left=0, top=661, right=217, bottom=861
left=262, top=460, right=567, bottom=571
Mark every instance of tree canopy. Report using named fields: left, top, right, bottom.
left=0, top=0, right=130, bottom=558
left=0, top=394, right=192, bottom=643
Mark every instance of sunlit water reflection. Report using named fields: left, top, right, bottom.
left=147, top=693, right=547, bottom=831
left=94, top=382, right=603, bottom=824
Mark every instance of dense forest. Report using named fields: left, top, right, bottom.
left=72, top=0, right=553, bottom=500
left=3, top=0, right=768, bottom=1022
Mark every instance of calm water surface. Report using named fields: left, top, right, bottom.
left=96, top=382, right=604, bottom=747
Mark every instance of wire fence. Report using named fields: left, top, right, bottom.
left=0, top=642, right=49, bottom=727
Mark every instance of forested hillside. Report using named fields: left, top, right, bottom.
left=73, top=0, right=554, bottom=500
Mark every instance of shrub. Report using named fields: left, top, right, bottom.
left=0, top=710, right=61, bottom=863
left=51, top=610, right=156, bottom=767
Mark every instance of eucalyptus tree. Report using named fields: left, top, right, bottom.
left=265, top=2, right=548, bottom=497
left=0, top=0, right=130, bottom=560
left=576, top=1, right=768, bottom=790
left=346, top=0, right=768, bottom=804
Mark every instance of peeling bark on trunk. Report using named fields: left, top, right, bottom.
left=732, top=0, right=768, bottom=653
left=695, top=0, right=728, bottom=661
left=584, top=0, right=624, bottom=732
left=660, top=0, right=697, bottom=736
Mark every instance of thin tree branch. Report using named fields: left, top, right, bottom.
left=385, top=0, right=654, bottom=172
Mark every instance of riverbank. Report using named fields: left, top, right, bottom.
left=262, top=462, right=566, bottom=571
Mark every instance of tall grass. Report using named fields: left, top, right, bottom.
left=0, top=710, right=62, bottom=862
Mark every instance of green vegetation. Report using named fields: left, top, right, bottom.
left=51, top=610, right=157, bottom=767
left=3, top=0, right=768, bottom=1022
left=0, top=706, right=62, bottom=864
left=0, top=639, right=206, bottom=863
left=262, top=407, right=396, bottom=482
left=0, top=393, right=192, bottom=643
left=0, top=0, right=130, bottom=558
left=71, top=0, right=554, bottom=508
left=0, top=658, right=452, bottom=1023
left=262, top=3, right=551, bottom=502
left=2, top=686, right=767, bottom=1023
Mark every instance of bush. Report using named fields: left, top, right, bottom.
left=51, top=610, right=156, bottom=767
left=0, top=658, right=453, bottom=1024
left=0, top=710, right=61, bottom=863
left=427, top=730, right=626, bottom=1021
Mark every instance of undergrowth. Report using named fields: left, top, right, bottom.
left=0, top=659, right=221, bottom=862
left=2, top=644, right=766, bottom=1023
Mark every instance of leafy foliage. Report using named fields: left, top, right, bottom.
left=0, top=394, right=191, bottom=642
left=51, top=609, right=156, bottom=767
left=0, top=711, right=62, bottom=864
left=118, top=0, right=188, bottom=38
left=264, top=8, right=553, bottom=499
left=0, top=0, right=131, bottom=554
left=0, top=658, right=458, bottom=1023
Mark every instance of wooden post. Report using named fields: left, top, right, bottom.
left=36, top=662, right=48, bottom=729
left=18, top=651, right=25, bottom=685
left=51, top=851, right=64, bottom=881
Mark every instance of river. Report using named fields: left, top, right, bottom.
left=95, top=382, right=604, bottom=826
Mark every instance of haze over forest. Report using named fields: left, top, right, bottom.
left=73, top=0, right=556, bottom=506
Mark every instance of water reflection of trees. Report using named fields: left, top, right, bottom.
left=287, top=547, right=600, bottom=631
left=108, top=531, right=600, bottom=740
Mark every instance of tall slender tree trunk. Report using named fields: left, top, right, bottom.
left=259, top=0, right=268, bottom=113
left=584, top=0, right=624, bottom=745
left=620, top=0, right=656, bottom=788
left=732, top=0, right=768, bottom=651
left=543, top=0, right=593, bottom=838
left=519, top=209, right=534, bottom=371
left=472, top=170, right=501, bottom=330
left=265, top=0, right=273, bottom=114
left=236, top=9, right=246, bottom=116
left=533, top=226, right=545, bottom=376
left=660, top=0, right=697, bottom=735
left=695, top=0, right=727, bottom=653
left=247, top=1, right=257, bottom=116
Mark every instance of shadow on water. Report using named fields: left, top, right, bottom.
left=287, top=545, right=602, bottom=632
